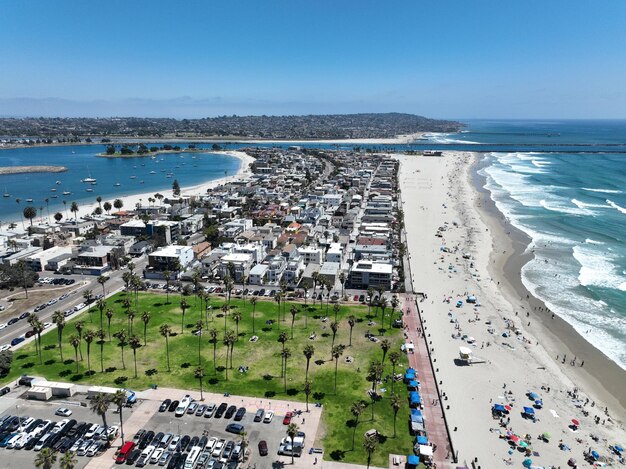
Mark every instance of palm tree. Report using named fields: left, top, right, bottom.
left=127, top=310, right=135, bottom=335
left=303, top=379, right=312, bottom=413
left=52, top=311, right=65, bottom=361
left=303, top=345, right=315, bottom=381
left=54, top=212, right=63, bottom=223
left=103, top=201, right=112, bottom=214
left=249, top=297, right=258, bottom=334
left=223, top=333, right=233, bottom=380
left=380, top=339, right=390, bottom=364
left=231, top=311, right=242, bottom=339
left=226, top=330, right=236, bottom=369
left=62, top=199, right=68, bottom=219
left=389, top=295, right=399, bottom=329
left=379, top=297, right=388, bottom=333
left=15, top=198, right=24, bottom=229
left=111, top=390, right=127, bottom=445
left=289, top=306, right=298, bottom=339
left=274, top=293, right=281, bottom=329
left=96, top=195, right=102, bottom=209
left=368, top=361, right=384, bottom=420
left=96, top=299, right=106, bottom=331
left=224, top=276, right=234, bottom=305
left=23, top=206, right=37, bottom=227
left=159, top=324, right=172, bottom=372
left=195, top=320, right=203, bottom=365
left=58, top=450, right=77, bottom=469
left=195, top=367, right=204, bottom=401
left=70, top=201, right=79, bottom=221
left=390, top=393, right=402, bottom=438
left=388, top=351, right=401, bottom=393
left=208, top=328, right=219, bottom=372
left=114, top=329, right=128, bottom=369
left=129, top=335, right=141, bottom=378
left=97, top=329, right=105, bottom=373
left=105, top=309, right=114, bottom=340
left=350, top=401, right=365, bottom=450
left=311, top=271, right=319, bottom=306
left=28, top=315, right=42, bottom=362
left=347, top=315, right=357, bottom=347
left=69, top=334, right=81, bottom=373
left=367, top=287, right=375, bottom=317
left=363, top=433, right=379, bottom=469
left=140, top=311, right=151, bottom=345
left=331, top=344, right=345, bottom=393
left=330, top=321, right=339, bottom=353
left=338, top=272, right=346, bottom=298
left=281, top=347, right=291, bottom=392
left=163, top=270, right=171, bottom=304
left=34, top=447, right=57, bottom=469
left=286, top=423, right=300, bottom=465
left=89, top=392, right=111, bottom=437
left=278, top=332, right=288, bottom=375
left=113, top=198, right=123, bottom=212
left=221, top=303, right=229, bottom=333
left=84, top=330, right=96, bottom=374
left=97, top=275, right=108, bottom=298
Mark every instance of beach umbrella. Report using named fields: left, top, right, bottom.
left=504, top=405, right=512, bottom=411
left=542, top=432, right=551, bottom=440
left=519, top=441, right=529, bottom=448
left=493, top=404, right=506, bottom=412
left=522, top=458, right=532, bottom=467
left=571, top=418, right=580, bottom=427
left=416, top=435, right=428, bottom=445
left=614, top=445, right=623, bottom=453
left=528, top=392, right=539, bottom=400
left=591, top=450, right=600, bottom=460
left=509, top=435, right=520, bottom=443
left=567, top=458, right=577, bottom=467
left=523, top=406, right=535, bottom=415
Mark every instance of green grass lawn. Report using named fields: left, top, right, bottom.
left=4, top=292, right=415, bottom=466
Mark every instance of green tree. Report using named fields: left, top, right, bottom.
left=363, top=433, right=379, bottom=469
left=390, top=393, right=402, bottom=438
left=105, top=309, right=114, bottom=341
left=97, top=329, right=106, bottom=373
left=195, top=320, right=203, bottom=365
left=379, top=297, right=388, bottom=333
left=58, top=450, right=77, bottom=469
left=97, top=275, right=109, bottom=298
left=380, top=339, right=390, bottom=364
left=286, top=423, right=300, bottom=465
left=159, top=324, right=172, bottom=372
left=195, top=366, right=204, bottom=401
left=180, top=298, right=188, bottom=333
left=111, top=390, right=127, bottom=445
left=208, top=328, right=219, bottom=372
left=281, top=347, right=291, bottom=392
left=231, top=311, right=241, bottom=339
left=84, top=330, right=96, bottom=374
left=89, top=392, right=111, bottom=437
left=172, top=179, right=181, bottom=196
left=350, top=401, right=365, bottom=450
left=69, top=334, right=81, bottom=373
left=141, top=311, right=151, bottom=345
left=289, top=306, right=298, bottom=339
left=70, top=201, right=79, bottom=221
left=129, top=335, right=141, bottom=378
left=389, top=295, right=399, bottom=329
left=113, top=198, right=123, bottom=211
left=303, top=379, right=312, bottom=413
left=388, top=351, right=401, bottom=393
left=103, top=201, right=112, bottom=214
left=347, top=315, right=356, bottom=347
left=96, top=299, right=107, bottom=331
left=331, top=344, right=345, bottom=393
left=114, top=329, right=128, bottom=369
left=302, top=344, right=315, bottom=381
left=330, top=321, right=339, bottom=353
left=249, top=297, right=257, bottom=334
left=54, top=212, right=63, bottom=223
left=23, top=206, right=37, bottom=226
left=34, top=447, right=57, bottom=469
left=223, top=332, right=234, bottom=380
left=333, top=303, right=340, bottom=322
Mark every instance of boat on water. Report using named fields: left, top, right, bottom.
left=130, top=175, right=137, bottom=179
left=55, top=180, right=61, bottom=185
left=114, top=182, right=121, bottom=187
left=166, top=173, right=173, bottom=178
left=86, top=188, right=93, bottom=192
left=90, top=181, right=97, bottom=185
left=82, top=177, right=96, bottom=183
left=149, top=170, right=156, bottom=174
left=51, top=195, right=58, bottom=198
left=140, top=180, right=145, bottom=184
left=50, top=188, right=57, bottom=192
left=3, top=188, right=9, bottom=198
left=26, top=198, right=33, bottom=202
left=63, top=191, right=71, bottom=195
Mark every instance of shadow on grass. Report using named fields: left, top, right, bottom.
left=114, top=376, right=128, bottom=385
left=330, top=449, right=347, bottom=461
left=180, top=362, right=191, bottom=369
left=16, top=354, right=29, bottom=360
left=320, top=333, right=330, bottom=338
left=70, top=374, right=84, bottom=382
left=314, top=359, right=325, bottom=366
left=286, top=388, right=299, bottom=396
left=208, top=378, right=219, bottom=385
left=377, top=328, right=387, bottom=335
left=312, top=391, right=325, bottom=400
left=43, top=345, right=56, bottom=351
left=345, top=418, right=357, bottom=428
left=216, top=366, right=225, bottom=372
left=59, top=369, right=72, bottom=377
left=105, top=367, right=117, bottom=373
left=21, top=362, right=35, bottom=369
left=85, top=370, right=96, bottom=377
left=261, top=327, right=273, bottom=333
left=145, top=368, right=158, bottom=376
left=63, top=359, right=74, bottom=366
left=265, top=391, right=276, bottom=398
left=44, top=359, right=55, bottom=366
left=263, top=374, right=274, bottom=381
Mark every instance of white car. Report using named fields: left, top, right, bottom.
left=0, top=344, right=9, bottom=352
left=86, top=440, right=103, bottom=456
left=0, top=324, right=7, bottom=331
left=55, top=407, right=72, bottom=417
left=84, top=423, right=100, bottom=439
left=42, top=322, right=53, bottom=329
left=205, top=437, right=218, bottom=453
left=211, top=439, right=225, bottom=458
left=150, top=448, right=164, bottom=464
left=263, top=410, right=274, bottom=423
left=73, top=303, right=86, bottom=312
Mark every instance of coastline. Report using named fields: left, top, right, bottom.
left=397, top=151, right=625, bottom=468
left=471, top=153, right=626, bottom=411
left=0, top=165, right=68, bottom=175
left=3, top=150, right=254, bottom=227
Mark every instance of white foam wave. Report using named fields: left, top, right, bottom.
left=619, top=282, right=626, bottom=291
left=606, top=199, right=626, bottom=215
left=540, top=199, right=594, bottom=216
left=572, top=245, right=626, bottom=290
left=571, top=199, right=609, bottom=210
left=584, top=238, right=604, bottom=245
left=422, top=133, right=480, bottom=144
left=583, top=187, right=623, bottom=194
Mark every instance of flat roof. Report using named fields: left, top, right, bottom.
left=352, top=261, right=393, bottom=274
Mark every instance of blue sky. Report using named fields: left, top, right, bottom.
left=1, top=0, right=625, bottom=119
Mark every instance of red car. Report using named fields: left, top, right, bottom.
left=283, top=412, right=293, bottom=425
left=353, top=295, right=359, bottom=301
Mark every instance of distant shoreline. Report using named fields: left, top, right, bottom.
left=96, top=147, right=212, bottom=158
left=0, top=165, right=68, bottom=175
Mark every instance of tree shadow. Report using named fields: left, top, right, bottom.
left=330, top=449, right=346, bottom=461
left=105, top=366, right=117, bottom=373
left=63, top=359, right=74, bottom=365
left=70, top=373, right=84, bottom=382
left=377, top=328, right=387, bottom=335
left=264, top=390, right=276, bottom=398
left=44, top=359, right=55, bottom=366
left=21, top=362, right=35, bottom=369
left=145, top=368, right=158, bottom=376
left=345, top=418, right=357, bottom=428
left=312, top=391, right=325, bottom=400
left=114, top=376, right=128, bottom=385
left=286, top=388, right=299, bottom=396
left=208, top=378, right=219, bottom=385
left=16, top=353, right=29, bottom=360
left=261, top=327, right=273, bottom=333
left=59, top=369, right=72, bottom=377
left=314, top=359, right=325, bottom=366
left=320, top=333, right=330, bottom=338
left=216, top=366, right=225, bottom=372
left=263, top=374, right=274, bottom=381
left=180, top=362, right=191, bottom=369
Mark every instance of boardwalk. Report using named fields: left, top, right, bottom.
left=401, top=294, right=452, bottom=468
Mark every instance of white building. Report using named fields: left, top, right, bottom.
left=297, top=246, right=323, bottom=265
left=325, top=243, right=343, bottom=263
left=348, top=260, right=393, bottom=290
left=249, top=264, right=269, bottom=285
left=147, top=245, right=194, bottom=277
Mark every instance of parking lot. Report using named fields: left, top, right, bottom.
left=0, top=387, right=131, bottom=469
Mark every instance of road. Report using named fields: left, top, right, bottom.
left=0, top=254, right=148, bottom=349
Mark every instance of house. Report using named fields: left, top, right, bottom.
left=282, top=255, right=305, bottom=285
left=146, top=245, right=194, bottom=278
left=325, top=243, right=343, bottom=263
left=265, top=255, right=286, bottom=284
left=129, top=240, right=152, bottom=257
left=75, top=245, right=113, bottom=275
left=319, top=261, right=341, bottom=287
left=60, top=220, right=96, bottom=236
left=25, top=246, right=72, bottom=272
left=249, top=264, right=269, bottom=285
left=180, top=214, right=205, bottom=235
left=348, top=260, right=393, bottom=290
left=297, top=246, right=323, bottom=265
left=217, top=253, right=253, bottom=282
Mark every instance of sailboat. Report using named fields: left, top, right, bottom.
left=3, top=188, right=9, bottom=198
left=114, top=182, right=121, bottom=187
left=26, top=198, right=33, bottom=202
left=81, top=167, right=96, bottom=183
left=63, top=191, right=71, bottom=195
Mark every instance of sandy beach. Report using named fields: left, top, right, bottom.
left=397, top=152, right=626, bottom=468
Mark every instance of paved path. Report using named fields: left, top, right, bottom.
left=402, top=294, right=452, bottom=469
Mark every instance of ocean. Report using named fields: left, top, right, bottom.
left=443, top=120, right=626, bottom=370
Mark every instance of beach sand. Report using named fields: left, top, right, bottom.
left=396, top=152, right=625, bottom=468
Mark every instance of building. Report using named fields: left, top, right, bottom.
left=325, top=243, right=343, bottom=263
left=348, top=260, right=393, bottom=290
left=25, top=246, right=72, bottom=272
left=249, top=263, right=269, bottom=285
left=216, top=253, right=253, bottom=282
left=297, top=246, right=323, bottom=265
left=75, top=245, right=112, bottom=275
left=319, top=261, right=341, bottom=286
left=146, top=245, right=194, bottom=278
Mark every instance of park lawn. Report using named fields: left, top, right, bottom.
left=3, top=291, right=415, bottom=466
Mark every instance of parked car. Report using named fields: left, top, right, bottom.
left=263, top=410, right=274, bottom=423
left=283, top=412, right=293, bottom=425
left=159, top=399, right=172, bottom=412
left=55, top=407, right=73, bottom=417
left=258, top=440, right=268, bottom=456
left=168, top=400, right=179, bottom=412
left=195, top=404, right=207, bottom=416
left=224, top=405, right=237, bottom=419
left=253, top=409, right=265, bottom=422
left=215, top=403, right=228, bottom=418
left=225, top=423, right=244, bottom=435
left=204, top=403, right=216, bottom=418
left=234, top=407, right=246, bottom=421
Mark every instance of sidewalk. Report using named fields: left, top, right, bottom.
left=402, top=294, right=452, bottom=469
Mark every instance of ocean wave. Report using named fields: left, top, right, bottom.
left=571, top=199, right=609, bottom=210
left=572, top=244, right=625, bottom=290
left=582, top=187, right=623, bottom=194
left=584, top=238, right=604, bottom=245
left=421, top=133, right=480, bottom=144
left=540, top=199, right=594, bottom=216
left=606, top=199, right=626, bottom=214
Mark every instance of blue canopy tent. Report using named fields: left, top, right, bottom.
left=408, top=379, right=420, bottom=389
left=493, top=404, right=506, bottom=412
left=614, top=445, right=623, bottom=454
left=523, top=406, right=535, bottom=415
left=534, top=399, right=543, bottom=408
left=591, top=450, right=600, bottom=460
left=410, top=391, right=422, bottom=407
left=416, top=435, right=429, bottom=445
left=528, top=392, right=539, bottom=400
left=407, top=455, right=420, bottom=466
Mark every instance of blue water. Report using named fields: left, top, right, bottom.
left=0, top=144, right=241, bottom=223
left=456, top=120, right=626, bottom=369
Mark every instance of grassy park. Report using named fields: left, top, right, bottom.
left=3, top=291, right=414, bottom=466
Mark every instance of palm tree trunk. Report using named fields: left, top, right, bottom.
left=87, top=345, right=91, bottom=374
left=165, top=336, right=170, bottom=372
left=121, top=347, right=125, bottom=369
left=100, top=342, right=104, bottom=373
left=133, top=351, right=137, bottom=378
left=74, top=348, right=79, bottom=373
left=352, top=417, right=358, bottom=450
left=118, top=406, right=125, bottom=445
